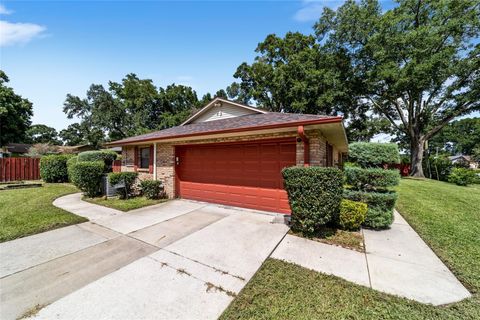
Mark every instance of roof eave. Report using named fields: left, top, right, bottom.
left=106, top=116, right=343, bottom=146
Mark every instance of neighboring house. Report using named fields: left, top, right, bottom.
left=58, top=144, right=96, bottom=154
left=0, top=143, right=32, bottom=157
left=107, top=98, right=348, bottom=214
left=449, top=155, right=479, bottom=169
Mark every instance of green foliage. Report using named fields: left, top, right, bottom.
left=78, top=150, right=117, bottom=163
left=140, top=180, right=165, bottom=199
left=343, top=189, right=397, bottom=229
left=315, top=0, right=480, bottom=177
left=40, top=154, right=72, bottom=183
left=66, top=156, right=78, bottom=181
left=108, top=172, right=138, bottom=199
left=423, top=156, right=453, bottom=181
left=63, top=74, right=207, bottom=143
left=344, top=167, right=400, bottom=191
left=348, top=143, right=400, bottom=167
left=25, top=124, right=61, bottom=145
left=0, top=70, right=33, bottom=145
left=338, top=199, right=367, bottom=231
left=282, top=167, right=343, bottom=235
left=69, top=161, right=105, bottom=197
left=448, top=168, right=477, bottom=186
left=427, top=117, right=480, bottom=156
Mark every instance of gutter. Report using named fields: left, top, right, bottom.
left=106, top=116, right=343, bottom=146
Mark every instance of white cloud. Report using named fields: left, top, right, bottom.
left=293, top=1, right=342, bottom=22
left=0, top=20, right=46, bottom=46
left=0, top=4, right=13, bottom=15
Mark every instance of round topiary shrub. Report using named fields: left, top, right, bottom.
left=140, top=180, right=165, bottom=199
left=108, top=172, right=138, bottom=199
left=40, top=154, right=72, bottom=183
left=282, top=167, right=344, bottom=235
left=70, top=161, right=105, bottom=197
left=338, top=199, right=367, bottom=230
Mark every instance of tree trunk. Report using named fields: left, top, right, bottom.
left=410, top=138, right=425, bottom=177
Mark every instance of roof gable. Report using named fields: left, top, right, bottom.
left=181, top=98, right=266, bottom=125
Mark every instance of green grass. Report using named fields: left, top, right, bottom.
left=84, top=196, right=168, bottom=211
left=0, top=183, right=87, bottom=242
left=221, top=179, right=480, bottom=319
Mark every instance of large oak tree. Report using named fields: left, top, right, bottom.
left=315, top=0, right=480, bottom=176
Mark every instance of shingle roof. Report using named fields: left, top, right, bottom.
left=108, top=112, right=342, bottom=145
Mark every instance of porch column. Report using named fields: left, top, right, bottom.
left=153, top=143, right=157, bottom=180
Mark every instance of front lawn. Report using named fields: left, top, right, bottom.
left=221, top=178, right=480, bottom=319
left=84, top=196, right=168, bottom=212
left=0, top=183, right=87, bottom=242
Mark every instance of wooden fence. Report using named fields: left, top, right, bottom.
left=0, top=158, right=40, bottom=182
left=112, top=160, right=122, bottom=172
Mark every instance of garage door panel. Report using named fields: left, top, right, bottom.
left=176, top=139, right=295, bottom=213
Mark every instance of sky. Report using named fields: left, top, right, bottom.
left=0, top=0, right=415, bottom=133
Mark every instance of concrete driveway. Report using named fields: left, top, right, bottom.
left=0, top=195, right=289, bottom=320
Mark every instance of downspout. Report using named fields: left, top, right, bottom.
left=297, top=126, right=309, bottom=167
left=153, top=143, right=157, bottom=180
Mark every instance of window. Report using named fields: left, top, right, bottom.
left=326, top=143, right=333, bottom=167
left=140, top=147, right=150, bottom=169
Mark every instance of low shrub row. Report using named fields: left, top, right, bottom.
left=447, top=167, right=477, bottom=186
left=108, top=172, right=138, bottom=199
left=344, top=167, right=400, bottom=191
left=343, top=189, right=397, bottom=229
left=348, top=142, right=400, bottom=167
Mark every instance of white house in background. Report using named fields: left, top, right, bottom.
left=448, top=155, right=479, bottom=169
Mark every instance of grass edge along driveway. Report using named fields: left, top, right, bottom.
left=220, top=179, right=480, bottom=319
left=0, top=183, right=87, bottom=242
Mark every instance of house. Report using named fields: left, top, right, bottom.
left=448, top=155, right=479, bottom=169
left=0, top=143, right=32, bottom=157
left=107, top=98, right=348, bottom=214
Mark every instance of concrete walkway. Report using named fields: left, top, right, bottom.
left=1, top=194, right=289, bottom=320
left=272, top=210, right=471, bottom=305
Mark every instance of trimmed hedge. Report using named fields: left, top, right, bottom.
left=348, top=142, right=400, bottom=167
left=77, top=150, right=118, bottom=163
left=343, top=189, right=397, bottom=229
left=344, top=167, right=400, bottom=191
left=66, top=156, right=78, bottom=181
left=140, top=180, right=164, bottom=199
left=40, top=154, right=72, bottom=183
left=338, top=199, right=367, bottom=230
left=108, top=172, right=138, bottom=199
left=69, top=161, right=105, bottom=197
left=448, top=168, right=477, bottom=186
left=282, top=167, right=343, bottom=235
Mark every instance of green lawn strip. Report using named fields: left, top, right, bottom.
left=84, top=196, right=168, bottom=212
left=221, top=178, right=480, bottom=319
left=0, top=183, right=87, bottom=242
left=395, top=178, right=480, bottom=293
left=221, top=259, right=479, bottom=320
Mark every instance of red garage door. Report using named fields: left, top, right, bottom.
left=175, top=139, right=296, bottom=214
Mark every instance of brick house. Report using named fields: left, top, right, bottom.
left=107, top=98, right=348, bottom=214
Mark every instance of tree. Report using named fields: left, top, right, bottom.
left=25, top=124, right=62, bottom=145
left=226, top=32, right=387, bottom=141
left=0, top=70, right=33, bottom=146
left=428, top=118, right=480, bottom=155
left=315, top=0, right=480, bottom=177
left=63, top=74, right=202, bottom=141
left=59, top=122, right=104, bottom=147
